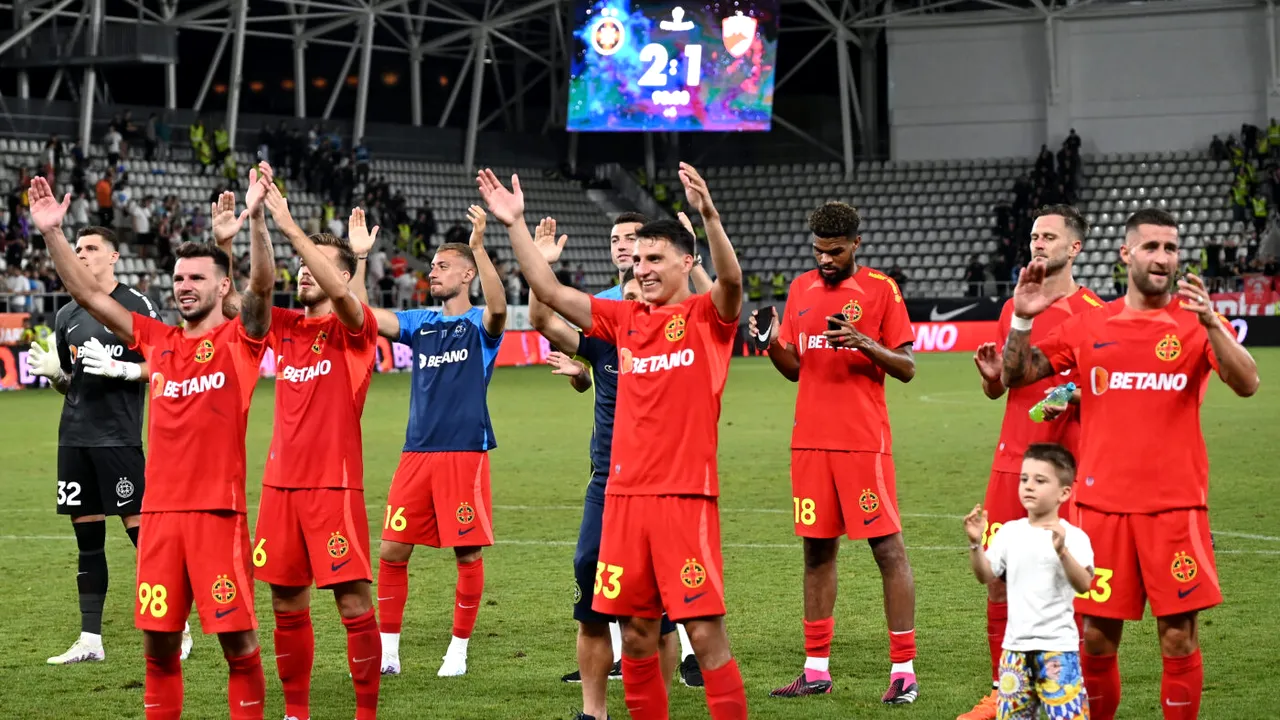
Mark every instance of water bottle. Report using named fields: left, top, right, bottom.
left=1028, top=382, right=1077, bottom=422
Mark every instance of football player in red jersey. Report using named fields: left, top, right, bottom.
left=960, top=205, right=1103, bottom=720
left=1001, top=208, right=1259, bottom=720
left=751, top=201, right=920, bottom=704
left=30, top=173, right=277, bottom=720
left=479, top=163, right=749, bottom=720
left=240, top=169, right=381, bottom=720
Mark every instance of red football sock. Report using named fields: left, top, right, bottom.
left=272, top=609, right=314, bottom=720
left=343, top=608, right=382, bottom=720
left=987, top=600, right=1008, bottom=684
left=803, top=617, right=835, bottom=658
left=1081, top=652, right=1120, bottom=720
left=1161, top=650, right=1203, bottom=720
left=226, top=647, right=266, bottom=720
left=702, top=657, right=748, bottom=720
left=452, top=557, right=484, bottom=639
left=621, top=652, right=669, bottom=720
left=144, top=653, right=183, bottom=720
left=889, top=628, right=917, bottom=664
left=377, top=559, right=409, bottom=634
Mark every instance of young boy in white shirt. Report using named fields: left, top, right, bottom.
left=964, top=443, right=1095, bottom=720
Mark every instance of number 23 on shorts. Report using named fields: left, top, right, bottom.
left=594, top=562, right=623, bottom=600
left=1075, top=567, right=1113, bottom=603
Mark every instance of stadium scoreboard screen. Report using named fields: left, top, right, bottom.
left=567, top=1, right=779, bottom=132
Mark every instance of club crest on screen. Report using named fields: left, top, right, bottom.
left=211, top=574, right=237, bottom=604
left=721, top=11, right=757, bottom=58
left=590, top=14, right=625, bottom=56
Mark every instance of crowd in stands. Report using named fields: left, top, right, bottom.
left=1208, top=122, right=1280, bottom=291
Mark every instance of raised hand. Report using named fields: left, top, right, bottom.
left=533, top=217, right=568, bottom=264
left=348, top=207, right=379, bottom=256
left=467, top=205, right=487, bottom=250
left=27, top=340, right=62, bottom=379
left=263, top=180, right=294, bottom=229
left=963, top=504, right=987, bottom=545
left=244, top=164, right=270, bottom=216
left=210, top=191, right=248, bottom=246
left=1177, top=273, right=1218, bottom=327
left=1011, top=258, right=1065, bottom=320
left=475, top=169, right=524, bottom=227
left=676, top=211, right=696, bottom=237
left=546, top=351, right=585, bottom=377
left=27, top=177, right=70, bottom=233
left=749, top=306, right=777, bottom=345
left=973, top=342, right=1001, bottom=382
left=1051, top=523, right=1066, bottom=556
left=678, top=162, right=716, bottom=217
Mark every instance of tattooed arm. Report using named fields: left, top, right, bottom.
left=1000, top=328, right=1056, bottom=388
left=239, top=168, right=274, bottom=339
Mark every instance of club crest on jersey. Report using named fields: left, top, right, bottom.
left=327, top=532, right=350, bottom=559
left=1155, top=334, right=1181, bottom=362
left=453, top=322, right=468, bottom=338
left=680, top=558, right=707, bottom=589
left=859, top=488, right=880, bottom=513
left=842, top=300, right=862, bottom=323
left=311, top=330, right=328, bottom=355
left=194, top=338, right=216, bottom=364
left=1171, top=551, right=1198, bottom=583
left=456, top=502, right=476, bottom=525
left=150, top=372, right=166, bottom=399
left=115, top=478, right=134, bottom=499
left=665, top=314, right=687, bottom=342
left=211, top=574, right=237, bottom=604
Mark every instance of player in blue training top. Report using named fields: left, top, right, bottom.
left=357, top=206, right=506, bottom=678
left=529, top=213, right=713, bottom=720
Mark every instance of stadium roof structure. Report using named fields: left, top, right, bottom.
left=0, top=0, right=1250, bottom=171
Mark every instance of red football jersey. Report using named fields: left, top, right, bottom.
left=1036, top=300, right=1233, bottom=514
left=263, top=306, right=378, bottom=490
left=778, top=267, right=914, bottom=453
left=989, top=287, right=1105, bottom=473
left=587, top=292, right=738, bottom=496
left=131, top=314, right=268, bottom=512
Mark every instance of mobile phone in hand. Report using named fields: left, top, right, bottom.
left=754, top=305, right=776, bottom=350
left=827, top=312, right=847, bottom=332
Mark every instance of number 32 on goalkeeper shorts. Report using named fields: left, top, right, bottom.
left=594, top=562, right=623, bottom=600
left=1075, top=567, right=1113, bottom=603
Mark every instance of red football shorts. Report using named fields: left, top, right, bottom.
left=135, top=511, right=256, bottom=634
left=382, top=451, right=494, bottom=548
left=982, top=469, right=1076, bottom=550
left=1073, top=506, right=1222, bottom=620
left=790, top=450, right=901, bottom=540
left=592, top=495, right=726, bottom=622
left=254, top=487, right=372, bottom=588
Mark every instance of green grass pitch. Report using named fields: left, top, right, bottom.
left=1, top=352, right=1277, bottom=719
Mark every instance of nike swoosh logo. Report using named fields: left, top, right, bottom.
left=1093, top=341, right=1118, bottom=349
left=627, top=329, right=639, bottom=335
left=1165, top=699, right=1192, bottom=707
left=331, top=559, right=351, bottom=572
left=930, top=304, right=978, bottom=321
left=160, top=350, right=174, bottom=357
left=69, top=324, right=81, bottom=332
left=756, top=329, right=771, bottom=343
left=239, top=700, right=261, bottom=707
left=377, top=596, right=394, bottom=601
left=117, top=500, right=131, bottom=507
left=863, top=514, right=881, bottom=526
left=603, top=364, right=617, bottom=374
left=458, top=603, right=477, bottom=609
left=352, top=656, right=377, bottom=663
left=797, top=308, right=811, bottom=316
left=420, top=329, right=438, bottom=336
left=683, top=592, right=707, bottom=603
left=1177, top=584, right=1200, bottom=599
left=144, top=704, right=161, bottom=708
left=457, top=526, right=476, bottom=536
left=282, top=337, right=294, bottom=343
left=214, top=607, right=238, bottom=619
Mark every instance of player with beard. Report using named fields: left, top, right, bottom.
left=753, top=201, right=921, bottom=704
left=30, top=173, right=275, bottom=719
left=356, top=205, right=507, bottom=678
left=23, top=224, right=195, bottom=666
left=227, top=171, right=380, bottom=720
left=530, top=215, right=713, bottom=720
left=960, top=205, right=1103, bottom=720
left=1002, top=208, right=1259, bottom=720
left=480, top=163, right=748, bottom=720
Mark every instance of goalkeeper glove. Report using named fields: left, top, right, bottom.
left=80, top=337, right=142, bottom=381
left=27, top=341, right=66, bottom=381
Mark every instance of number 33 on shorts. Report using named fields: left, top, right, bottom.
left=594, top=562, right=623, bottom=600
